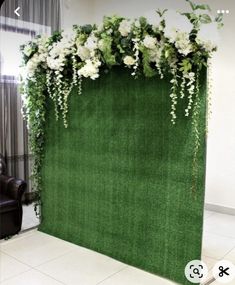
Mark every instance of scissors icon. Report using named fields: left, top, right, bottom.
left=219, top=266, right=230, bottom=277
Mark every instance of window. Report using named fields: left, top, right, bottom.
left=0, top=17, right=51, bottom=78
left=0, top=30, right=31, bottom=76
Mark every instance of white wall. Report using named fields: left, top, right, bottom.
left=204, top=0, right=235, bottom=210
left=60, top=0, right=94, bottom=31
left=61, top=0, right=235, bottom=209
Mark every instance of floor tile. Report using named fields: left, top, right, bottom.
left=0, top=252, right=30, bottom=282
left=202, top=233, right=235, bottom=260
left=201, top=255, right=218, bottom=270
left=37, top=246, right=127, bottom=285
left=0, top=231, right=75, bottom=267
left=203, top=263, right=235, bottom=285
left=204, top=213, right=235, bottom=238
left=0, top=229, right=37, bottom=245
left=203, top=270, right=215, bottom=285
left=224, top=247, right=235, bottom=263
left=212, top=281, right=234, bottom=285
left=97, top=266, right=177, bottom=285
left=0, top=269, right=65, bottom=285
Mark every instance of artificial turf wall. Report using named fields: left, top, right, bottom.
left=40, top=67, right=207, bottom=285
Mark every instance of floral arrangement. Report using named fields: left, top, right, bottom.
left=20, top=0, right=222, bottom=216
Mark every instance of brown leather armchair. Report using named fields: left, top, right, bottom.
left=0, top=155, right=27, bottom=239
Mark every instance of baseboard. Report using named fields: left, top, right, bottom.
left=205, top=203, right=235, bottom=216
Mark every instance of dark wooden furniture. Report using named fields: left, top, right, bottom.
left=0, top=155, right=26, bottom=239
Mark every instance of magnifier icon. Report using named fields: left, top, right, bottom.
left=193, top=268, right=200, bottom=275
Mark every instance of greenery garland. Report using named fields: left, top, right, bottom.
left=20, top=0, right=223, bottom=216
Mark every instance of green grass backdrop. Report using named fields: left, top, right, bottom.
left=40, top=67, right=207, bottom=285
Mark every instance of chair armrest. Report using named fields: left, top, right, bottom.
left=0, top=175, right=27, bottom=201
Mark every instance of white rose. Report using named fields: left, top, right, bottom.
left=85, top=34, right=98, bottom=51
left=38, top=53, right=47, bottom=62
left=164, top=10, right=193, bottom=39
left=123, top=56, right=136, bottom=66
left=143, top=35, right=157, bottom=49
left=172, top=32, right=192, bottom=56
left=77, top=46, right=91, bottom=61
left=118, top=19, right=132, bottom=37
left=47, top=55, right=64, bottom=70
left=149, top=47, right=162, bottom=63
left=198, top=40, right=216, bottom=53
left=78, top=59, right=101, bottom=80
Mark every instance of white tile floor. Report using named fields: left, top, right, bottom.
left=0, top=210, right=235, bottom=285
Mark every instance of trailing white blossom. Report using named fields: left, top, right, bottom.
left=185, top=72, right=196, bottom=117
left=169, top=68, right=178, bottom=124
left=131, top=38, right=140, bottom=77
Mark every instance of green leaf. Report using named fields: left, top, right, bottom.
left=186, top=0, right=196, bottom=11
left=80, top=24, right=93, bottom=34
left=100, top=36, right=116, bottom=66
left=195, top=4, right=211, bottom=11
left=179, top=59, right=192, bottom=73
left=139, top=16, right=148, bottom=28
left=199, top=14, right=212, bottom=24
left=156, top=9, right=167, bottom=18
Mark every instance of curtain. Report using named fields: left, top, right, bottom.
left=0, top=0, right=61, bottom=201
left=0, top=77, right=32, bottom=191
left=0, top=0, right=61, bottom=33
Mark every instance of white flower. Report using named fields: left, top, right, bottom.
left=85, top=34, right=98, bottom=51
left=172, top=31, right=193, bottom=56
left=77, top=58, right=101, bottom=80
left=47, top=56, right=64, bottom=70
left=123, top=55, right=136, bottom=66
left=37, top=35, right=49, bottom=53
left=118, top=19, right=132, bottom=37
left=200, top=41, right=216, bottom=53
left=144, top=10, right=162, bottom=27
left=46, top=36, right=73, bottom=71
left=143, top=35, right=157, bottom=49
left=164, top=10, right=193, bottom=39
left=77, top=46, right=91, bottom=61
left=26, top=53, right=40, bottom=77
left=134, top=19, right=141, bottom=28
left=196, top=22, right=220, bottom=52
left=149, top=47, right=162, bottom=63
